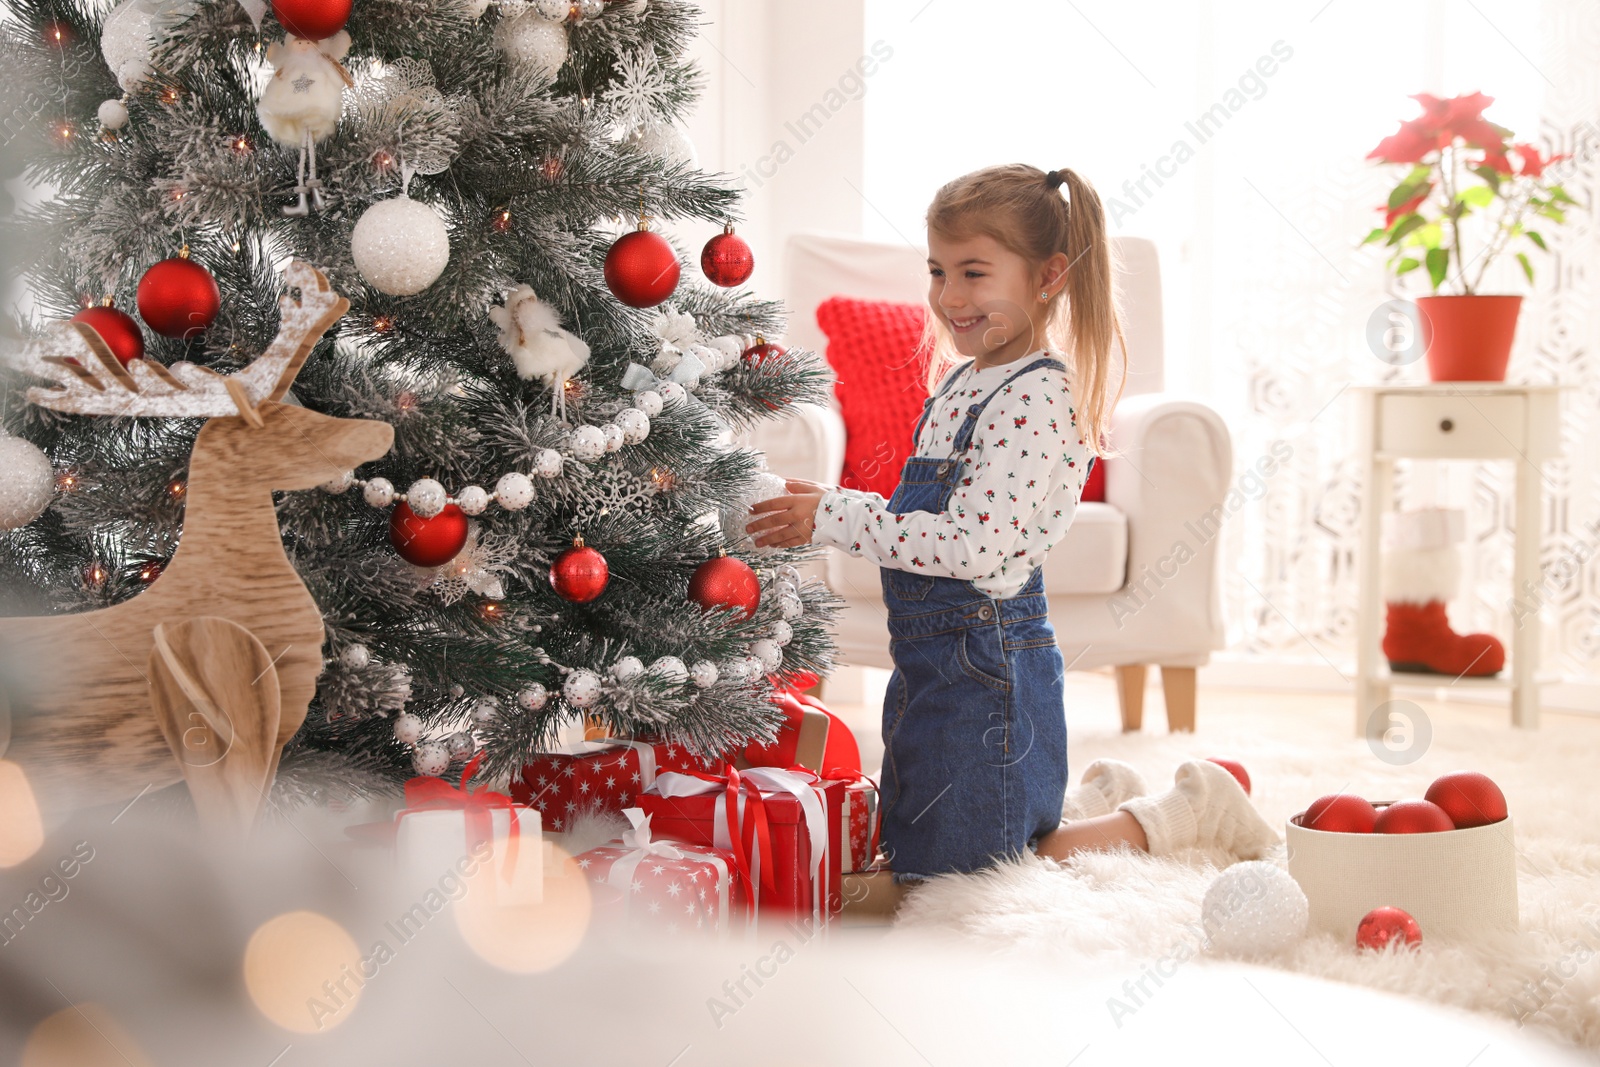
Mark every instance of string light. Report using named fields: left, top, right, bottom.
left=138, top=561, right=164, bottom=582
left=52, top=120, right=75, bottom=142
left=371, top=315, right=394, bottom=333
left=372, top=150, right=396, bottom=171
left=649, top=466, right=676, bottom=491
left=83, top=561, right=107, bottom=589
left=563, top=378, right=588, bottom=401
left=56, top=470, right=79, bottom=491
left=539, top=156, right=563, bottom=183
left=160, top=86, right=180, bottom=105
left=166, top=479, right=186, bottom=500
left=478, top=601, right=503, bottom=622
left=232, top=134, right=252, bottom=154
left=491, top=207, right=512, bottom=233
left=44, top=20, right=73, bottom=47
left=395, top=390, right=418, bottom=412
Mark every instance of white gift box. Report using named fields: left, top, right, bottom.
left=1286, top=804, right=1518, bottom=942
left=394, top=804, right=547, bottom=906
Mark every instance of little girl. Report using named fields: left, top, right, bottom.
left=747, top=164, right=1278, bottom=892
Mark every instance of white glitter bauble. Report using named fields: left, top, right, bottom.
left=569, top=424, right=607, bottom=461
left=690, top=660, right=719, bottom=688
left=720, top=657, right=750, bottom=684
left=740, top=654, right=765, bottom=680
left=412, top=741, right=451, bottom=777
left=494, top=472, right=534, bottom=510
left=601, top=423, right=625, bottom=453
left=363, top=477, right=395, bottom=507
left=710, top=335, right=744, bottom=365
left=0, top=436, right=55, bottom=530
left=632, top=390, right=663, bottom=417
left=406, top=478, right=447, bottom=519
left=769, top=619, right=793, bottom=647
left=530, top=0, right=569, bottom=19
left=351, top=196, right=451, bottom=297
left=393, top=712, right=423, bottom=745
left=446, top=731, right=476, bottom=759
left=101, top=0, right=155, bottom=93
left=610, top=655, right=645, bottom=682
left=97, top=98, right=129, bottom=130
left=472, top=696, right=501, bottom=724
left=340, top=644, right=371, bottom=669
left=456, top=485, right=490, bottom=515
left=777, top=564, right=803, bottom=588
left=516, top=682, right=549, bottom=711
left=657, top=381, right=687, bottom=407
left=496, top=11, right=568, bottom=81
left=613, top=407, right=650, bottom=445
left=778, top=591, right=804, bottom=620
left=751, top=638, right=782, bottom=673
left=773, top=579, right=798, bottom=599
left=649, top=656, right=688, bottom=686
left=532, top=448, right=564, bottom=478
left=320, top=469, right=354, bottom=494
left=1200, top=861, right=1309, bottom=958
left=563, top=668, right=603, bottom=708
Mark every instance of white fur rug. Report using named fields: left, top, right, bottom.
left=878, top=711, right=1600, bottom=1054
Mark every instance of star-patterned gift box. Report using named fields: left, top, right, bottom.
left=840, top=775, right=881, bottom=874
left=510, top=738, right=721, bottom=831
left=576, top=808, right=748, bottom=935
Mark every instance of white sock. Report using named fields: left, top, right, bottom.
left=1061, top=758, right=1149, bottom=821
left=1117, top=759, right=1280, bottom=861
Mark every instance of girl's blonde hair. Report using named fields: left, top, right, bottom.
left=918, top=163, right=1128, bottom=460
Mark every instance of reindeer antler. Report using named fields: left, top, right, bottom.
left=5, top=261, right=349, bottom=418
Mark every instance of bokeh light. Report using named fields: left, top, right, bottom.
left=242, top=910, right=364, bottom=1033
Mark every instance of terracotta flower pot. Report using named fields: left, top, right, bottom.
left=1416, top=294, right=1522, bottom=381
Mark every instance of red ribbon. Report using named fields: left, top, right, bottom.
left=403, top=753, right=523, bottom=883
left=827, top=767, right=881, bottom=866
left=663, top=763, right=779, bottom=904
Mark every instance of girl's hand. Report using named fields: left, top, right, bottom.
left=745, top=479, right=829, bottom=549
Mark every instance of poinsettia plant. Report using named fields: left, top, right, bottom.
left=1362, top=91, right=1578, bottom=295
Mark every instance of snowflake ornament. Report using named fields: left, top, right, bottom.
left=429, top=524, right=515, bottom=605
left=608, top=47, right=673, bottom=132
left=347, top=56, right=465, bottom=176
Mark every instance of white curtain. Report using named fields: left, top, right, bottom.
left=863, top=0, right=1600, bottom=687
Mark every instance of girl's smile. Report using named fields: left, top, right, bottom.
left=927, top=229, right=1062, bottom=367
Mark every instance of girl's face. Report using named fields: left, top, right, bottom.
left=927, top=229, right=1058, bottom=366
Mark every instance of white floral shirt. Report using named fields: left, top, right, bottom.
left=813, top=349, right=1094, bottom=599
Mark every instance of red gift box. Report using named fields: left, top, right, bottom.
left=512, top=737, right=726, bottom=830
left=638, top=765, right=845, bottom=929
left=838, top=773, right=881, bottom=874
left=576, top=809, right=746, bottom=935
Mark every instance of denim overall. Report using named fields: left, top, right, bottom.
left=878, top=355, right=1088, bottom=883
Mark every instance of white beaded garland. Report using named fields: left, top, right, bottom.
left=494, top=472, right=534, bottom=510
left=613, top=407, right=650, bottom=445
left=769, top=620, right=794, bottom=647
left=1200, top=861, right=1309, bottom=958
left=574, top=0, right=604, bottom=16
left=610, top=655, right=645, bottom=682
left=516, top=682, right=549, bottom=711
left=740, top=654, right=766, bottom=680
left=363, top=477, right=396, bottom=508
left=472, top=696, right=502, bottom=724
left=340, top=644, right=371, bottom=669
left=97, top=98, right=130, bottom=130
left=456, top=485, right=490, bottom=516
left=649, top=655, right=689, bottom=686
left=393, top=712, right=423, bottom=745
left=601, top=422, right=625, bottom=453
left=496, top=11, right=568, bottom=81
left=319, top=470, right=355, bottom=494
left=446, top=731, right=476, bottom=759
left=633, top=390, right=663, bottom=417
left=563, top=668, right=603, bottom=708
left=710, top=335, right=745, bottom=365
left=778, top=591, right=804, bottom=620
left=532, top=448, right=564, bottom=478
left=720, top=657, right=750, bottom=684
left=689, top=660, right=719, bottom=688
left=530, top=0, right=569, bottom=18
left=657, top=381, right=687, bottom=407
left=406, top=478, right=448, bottom=519
left=412, top=741, right=451, bottom=777
left=569, top=424, right=607, bottom=461
left=0, top=436, right=56, bottom=530
left=750, top=638, right=782, bottom=673
left=351, top=196, right=451, bottom=297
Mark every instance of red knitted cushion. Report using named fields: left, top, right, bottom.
left=1082, top=454, right=1106, bottom=501
left=815, top=296, right=930, bottom=499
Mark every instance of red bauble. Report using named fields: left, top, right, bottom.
left=1356, top=906, right=1423, bottom=951
left=1302, top=793, right=1378, bottom=833
left=688, top=553, right=760, bottom=621
left=550, top=538, right=609, bottom=603
left=1206, top=757, right=1251, bottom=795
left=70, top=305, right=145, bottom=366
left=742, top=336, right=786, bottom=367
left=390, top=502, right=468, bottom=567
left=604, top=227, right=680, bottom=308
left=1424, top=770, right=1507, bottom=829
left=701, top=224, right=754, bottom=287
left=271, top=0, right=351, bottom=38
left=137, top=256, right=221, bottom=339
left=1374, top=798, right=1455, bottom=834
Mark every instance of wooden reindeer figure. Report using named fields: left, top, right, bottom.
left=0, top=262, right=393, bottom=831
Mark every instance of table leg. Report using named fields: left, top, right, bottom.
left=1357, top=447, right=1394, bottom=739
left=1511, top=459, right=1542, bottom=729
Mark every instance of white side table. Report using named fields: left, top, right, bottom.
left=1352, top=382, right=1564, bottom=736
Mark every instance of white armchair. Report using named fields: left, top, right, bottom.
left=739, top=231, right=1231, bottom=731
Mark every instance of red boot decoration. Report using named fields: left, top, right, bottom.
left=1380, top=507, right=1504, bottom=677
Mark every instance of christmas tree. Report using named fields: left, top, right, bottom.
left=0, top=0, right=839, bottom=803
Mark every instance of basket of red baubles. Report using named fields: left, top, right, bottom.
left=1285, top=770, right=1518, bottom=942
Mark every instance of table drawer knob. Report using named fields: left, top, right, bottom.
left=1439, top=417, right=1454, bottom=433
